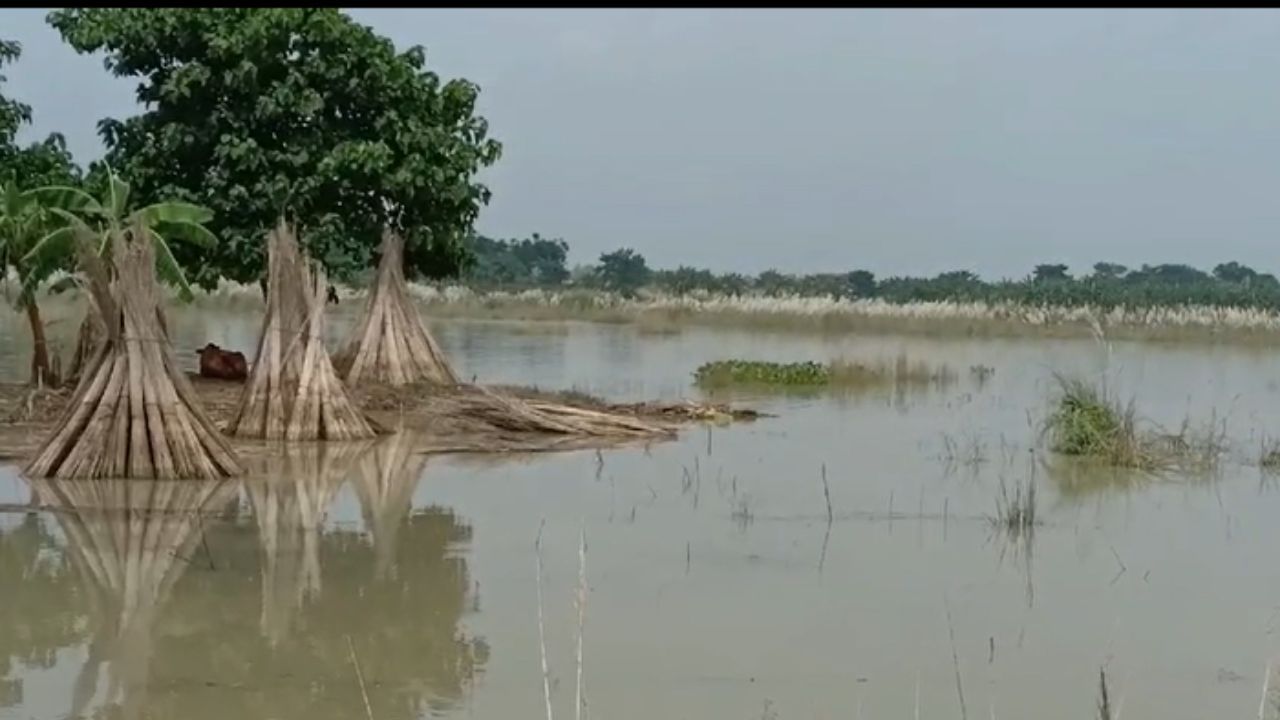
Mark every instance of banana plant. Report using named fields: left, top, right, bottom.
left=0, top=181, right=75, bottom=384
left=23, top=165, right=217, bottom=303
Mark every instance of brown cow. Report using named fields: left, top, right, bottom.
left=195, top=343, right=248, bottom=382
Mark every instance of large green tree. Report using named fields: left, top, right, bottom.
left=48, top=9, right=502, bottom=289
left=596, top=247, right=651, bottom=296
left=464, top=232, right=570, bottom=288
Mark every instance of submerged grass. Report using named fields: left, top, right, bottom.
left=1044, top=376, right=1229, bottom=472
left=991, top=475, right=1038, bottom=535
left=1261, top=437, right=1280, bottom=471
left=1044, top=377, right=1154, bottom=469
left=693, top=354, right=955, bottom=391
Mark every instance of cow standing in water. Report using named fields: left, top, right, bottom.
left=196, top=343, right=249, bottom=381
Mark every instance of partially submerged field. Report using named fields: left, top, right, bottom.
left=4, top=309, right=1280, bottom=719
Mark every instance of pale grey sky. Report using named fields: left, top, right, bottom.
left=5, top=8, right=1280, bottom=279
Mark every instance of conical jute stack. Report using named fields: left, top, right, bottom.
left=226, top=219, right=378, bottom=440
left=335, top=229, right=458, bottom=386
left=25, top=226, right=244, bottom=479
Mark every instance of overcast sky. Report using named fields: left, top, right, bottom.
left=5, top=8, right=1280, bottom=279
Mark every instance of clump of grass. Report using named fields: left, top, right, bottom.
left=1044, top=377, right=1156, bottom=469
left=1261, top=437, right=1280, bottom=471
left=695, top=359, right=831, bottom=387
left=991, top=475, right=1038, bottom=535
left=694, top=354, right=954, bottom=391
left=1045, top=376, right=1230, bottom=472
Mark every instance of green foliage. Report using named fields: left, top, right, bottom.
left=547, top=243, right=1280, bottom=314
left=23, top=167, right=217, bottom=302
left=0, top=38, right=81, bottom=193
left=463, top=233, right=569, bottom=288
left=48, top=8, right=501, bottom=288
left=1046, top=379, right=1124, bottom=456
left=0, top=182, right=64, bottom=308
left=594, top=248, right=650, bottom=296
left=1044, top=378, right=1154, bottom=469
left=694, top=360, right=831, bottom=387
left=694, top=356, right=957, bottom=393
left=1032, top=263, right=1070, bottom=283
left=1091, top=262, right=1128, bottom=280
left=1213, top=261, right=1257, bottom=284
left=0, top=39, right=30, bottom=154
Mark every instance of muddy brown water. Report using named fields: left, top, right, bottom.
left=3, top=304, right=1280, bottom=719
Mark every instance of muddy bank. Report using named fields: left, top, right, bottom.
left=0, top=377, right=761, bottom=461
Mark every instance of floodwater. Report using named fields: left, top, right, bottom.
left=4, top=305, right=1280, bottom=719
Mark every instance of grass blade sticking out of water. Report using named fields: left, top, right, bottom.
left=575, top=525, right=587, bottom=720
left=1262, top=438, right=1280, bottom=472
left=990, top=474, right=1039, bottom=536
left=535, top=520, right=554, bottom=720
left=1098, top=666, right=1112, bottom=720
left=945, top=596, right=969, bottom=720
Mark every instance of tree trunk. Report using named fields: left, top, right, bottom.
left=25, top=300, right=53, bottom=387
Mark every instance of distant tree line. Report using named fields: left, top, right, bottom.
left=463, top=237, right=1280, bottom=311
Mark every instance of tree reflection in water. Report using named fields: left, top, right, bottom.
left=0, top=509, right=87, bottom=708
left=2, top=432, right=485, bottom=720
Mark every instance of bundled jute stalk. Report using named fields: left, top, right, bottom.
left=227, top=220, right=377, bottom=440
left=66, top=304, right=105, bottom=392
left=336, top=229, right=458, bottom=386
left=468, top=385, right=674, bottom=437
left=25, top=227, right=244, bottom=479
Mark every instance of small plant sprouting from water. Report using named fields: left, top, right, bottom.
left=991, top=475, right=1039, bottom=536
left=940, top=431, right=989, bottom=470
left=1097, top=666, right=1113, bottom=720
left=1261, top=437, right=1280, bottom=471
left=731, top=493, right=754, bottom=529
left=693, top=354, right=955, bottom=391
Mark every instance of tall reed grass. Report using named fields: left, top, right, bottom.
left=143, top=281, right=1280, bottom=342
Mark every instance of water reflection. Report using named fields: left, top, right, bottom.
left=0, top=509, right=85, bottom=709
left=27, top=477, right=237, bottom=720
left=247, top=442, right=373, bottom=645
left=1043, top=455, right=1157, bottom=505
left=2, top=433, right=484, bottom=720
left=350, top=432, right=429, bottom=580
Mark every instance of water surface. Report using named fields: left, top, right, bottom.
left=2, top=308, right=1279, bottom=719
